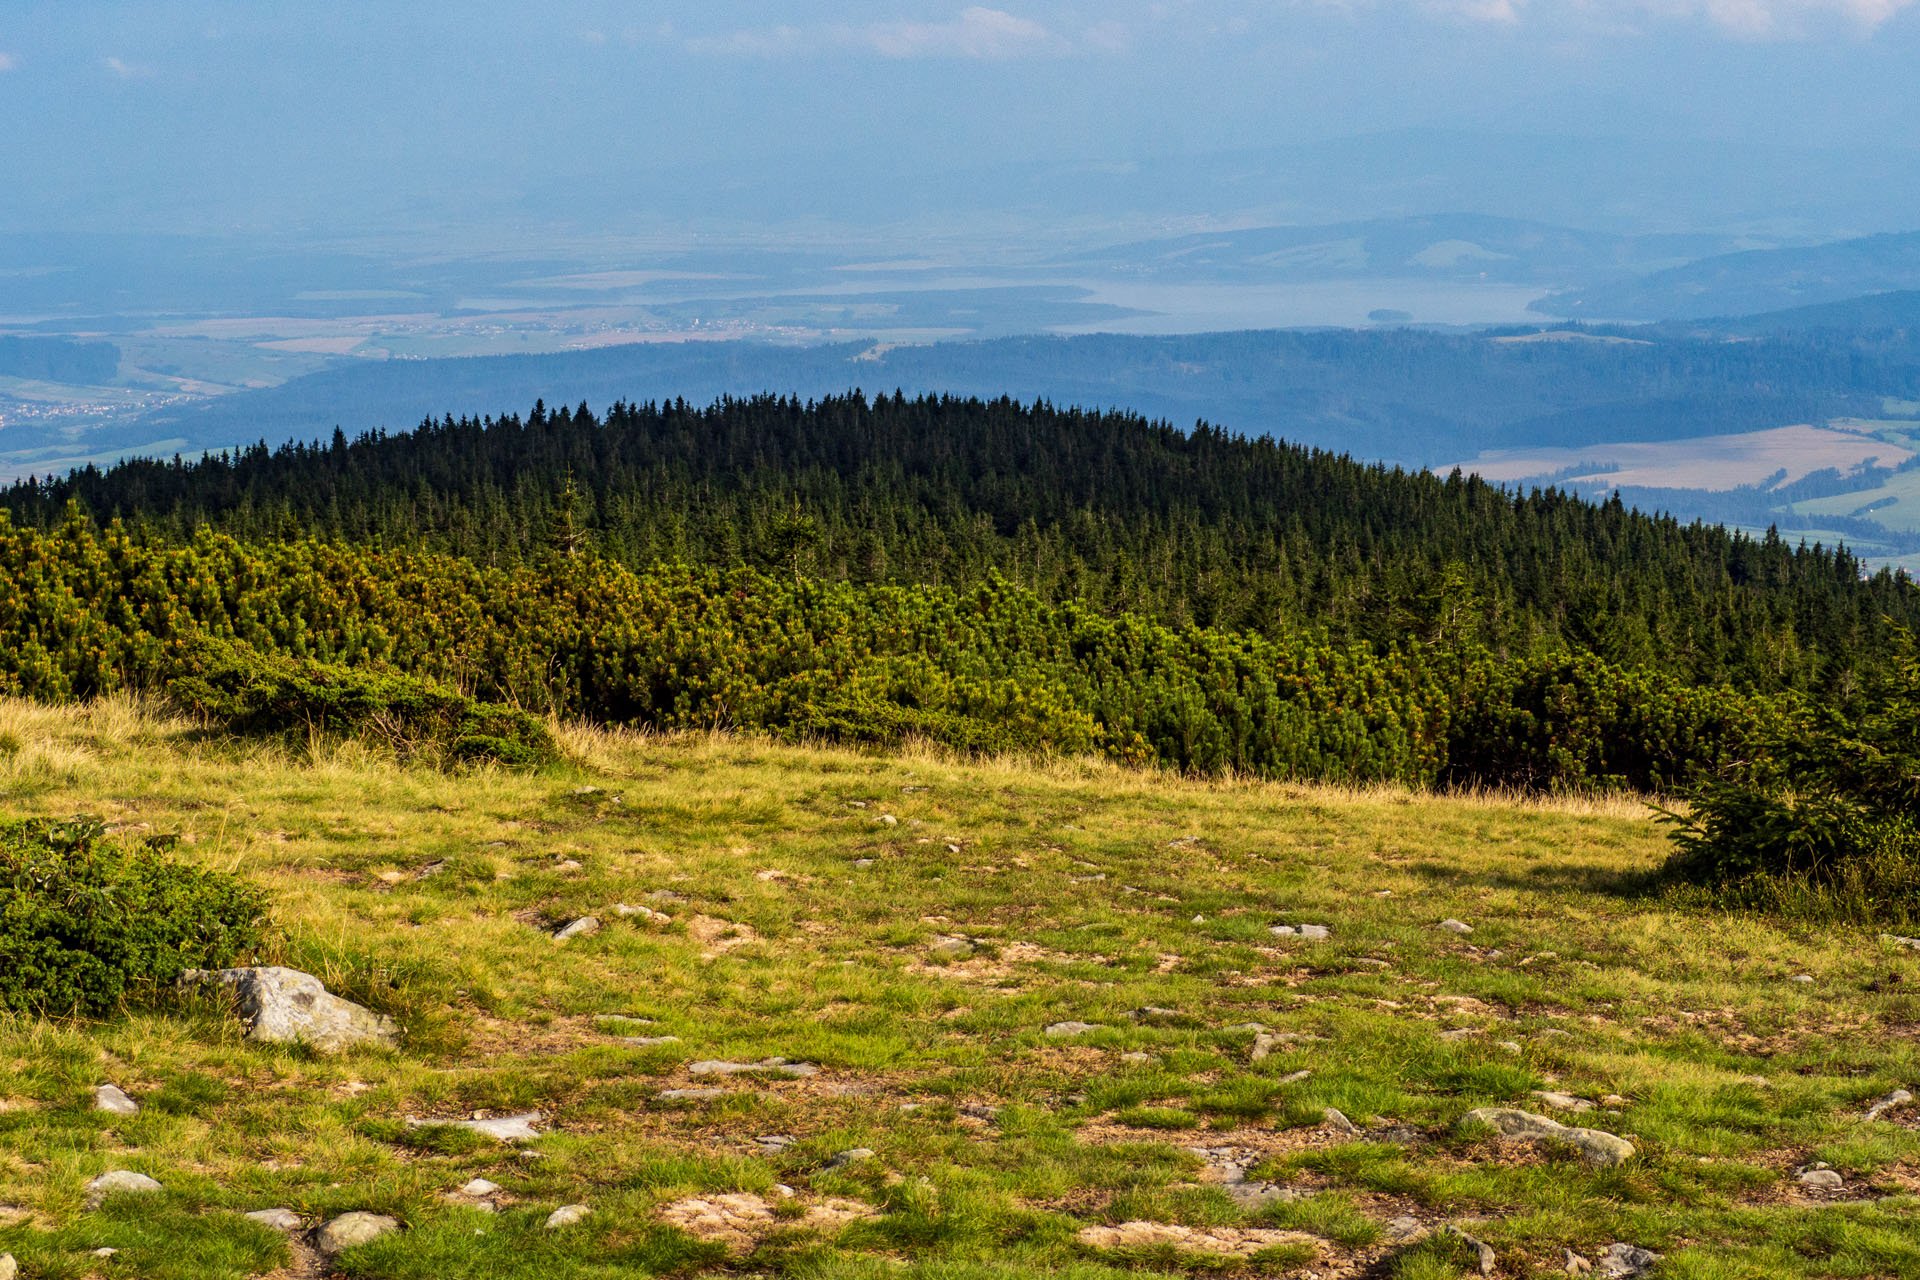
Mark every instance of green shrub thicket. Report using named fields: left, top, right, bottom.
left=0, top=509, right=1775, bottom=791
left=1663, top=631, right=1920, bottom=922
left=0, top=817, right=267, bottom=1016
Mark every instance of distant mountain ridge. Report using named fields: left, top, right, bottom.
left=1536, top=232, right=1920, bottom=322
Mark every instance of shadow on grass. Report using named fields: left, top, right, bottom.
left=1401, top=858, right=1663, bottom=900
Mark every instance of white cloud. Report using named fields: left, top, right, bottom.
left=1418, top=0, right=1916, bottom=32
left=0, top=52, right=17, bottom=72
left=691, top=7, right=1073, bottom=59
left=103, top=55, right=153, bottom=78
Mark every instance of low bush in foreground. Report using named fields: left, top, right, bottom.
left=0, top=816, right=268, bottom=1016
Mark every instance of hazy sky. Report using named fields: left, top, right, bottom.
left=5, top=1, right=1920, bottom=239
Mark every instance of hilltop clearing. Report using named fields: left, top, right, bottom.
left=1, top=700, right=1917, bottom=1278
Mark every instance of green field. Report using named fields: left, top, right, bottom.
left=3, top=699, right=1917, bottom=1279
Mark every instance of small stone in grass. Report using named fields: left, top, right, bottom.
left=1045, top=1021, right=1102, bottom=1036
left=853, top=859, right=875, bottom=868
left=461, top=1179, right=502, bottom=1196
left=659, top=1088, right=729, bottom=1101
left=1439, top=919, right=1474, bottom=935
left=623, top=1035, right=682, bottom=1048
left=929, top=936, right=975, bottom=960
left=1866, top=1088, right=1914, bottom=1121
left=553, top=916, right=600, bottom=942
left=1788, top=973, right=1813, bottom=984
left=245, top=1208, right=303, bottom=1231
left=86, top=1171, right=161, bottom=1204
left=880, top=815, right=898, bottom=826
left=824, top=1147, right=876, bottom=1170
left=1120, top=1051, right=1155, bottom=1065
left=545, top=1204, right=592, bottom=1229
left=1322, top=1107, right=1360, bottom=1135
left=1799, top=1168, right=1844, bottom=1189
left=93, top=1084, right=138, bottom=1115
left=313, top=1212, right=399, bottom=1256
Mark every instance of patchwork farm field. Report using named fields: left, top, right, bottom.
left=2, top=699, right=1919, bottom=1279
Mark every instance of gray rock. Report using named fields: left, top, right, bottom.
left=1268, top=923, right=1331, bottom=939
left=1799, top=1168, right=1845, bottom=1189
left=1222, top=1022, right=1268, bottom=1033
left=312, top=1211, right=399, bottom=1256
left=1277, top=1069, right=1311, bottom=1085
left=1444, top=1225, right=1497, bottom=1275
left=411, top=1111, right=543, bottom=1142
left=929, top=936, right=975, bottom=960
left=1384, top=1215, right=1427, bottom=1243
left=93, top=1084, right=139, bottom=1115
left=1120, top=1051, right=1155, bottom=1065
left=755, top=1134, right=795, bottom=1152
left=86, top=1170, right=162, bottom=1204
left=0, top=1254, right=14, bottom=1280
left=658, top=1088, right=728, bottom=1101
left=1596, top=1243, right=1661, bottom=1278
left=688, top=1058, right=818, bottom=1078
left=460, top=1179, right=501, bottom=1196
left=1044, top=1021, right=1103, bottom=1036
left=1130, top=1006, right=1181, bottom=1024
left=1562, top=1248, right=1594, bottom=1275
left=1866, top=1088, right=1913, bottom=1121
left=1462, top=1107, right=1636, bottom=1167
left=1788, top=973, right=1814, bottom=984
left=553, top=916, right=601, bottom=942
left=1224, top=1181, right=1293, bottom=1207
left=613, top=903, right=669, bottom=922
left=1249, top=1033, right=1281, bottom=1061
left=623, top=1035, right=683, bottom=1048
left=245, top=1207, right=303, bottom=1231
left=646, top=890, right=688, bottom=905
left=879, top=814, right=898, bottom=826
left=1532, top=1090, right=1595, bottom=1113
left=852, top=859, right=876, bottom=868
left=180, top=966, right=398, bottom=1053
left=545, top=1204, right=592, bottom=1229
left=1322, top=1107, right=1361, bottom=1135
left=824, top=1147, right=876, bottom=1170
left=1439, top=919, right=1474, bottom=935
left=1881, top=933, right=1920, bottom=950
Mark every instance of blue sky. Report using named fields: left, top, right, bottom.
left=4, top=2, right=1920, bottom=239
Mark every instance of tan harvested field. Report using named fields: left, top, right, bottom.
left=1448, top=421, right=1917, bottom=491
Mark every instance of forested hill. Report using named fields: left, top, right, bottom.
left=6, top=392, right=1912, bottom=695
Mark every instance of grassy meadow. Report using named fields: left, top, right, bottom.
left=2, top=697, right=1918, bottom=1279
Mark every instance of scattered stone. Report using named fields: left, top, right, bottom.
left=1439, top=919, right=1474, bottom=935
left=1322, top=1107, right=1360, bottom=1135
left=1596, top=1243, right=1661, bottom=1278
left=0, top=1254, right=14, bottom=1280
left=1498, top=1041, right=1523, bottom=1054
left=1277, top=1069, right=1311, bottom=1085
left=1788, top=973, right=1814, bottom=984
left=312, top=1212, right=399, bottom=1256
left=1562, top=1247, right=1594, bottom=1275
left=1044, top=1021, right=1103, bottom=1037
left=1249, top=1033, right=1282, bottom=1061
left=613, top=903, right=671, bottom=923
left=823, top=1147, right=875, bottom=1170
left=553, top=916, right=600, bottom=942
left=1866, top=1088, right=1913, bottom=1121
left=460, top=1179, right=502, bottom=1196
left=545, top=1204, right=592, bottom=1229
left=1444, top=1225, right=1497, bottom=1275
left=1882, top=933, right=1920, bottom=950
left=93, top=1084, right=138, bottom=1115
left=91, top=1247, right=117, bottom=1258
left=929, top=936, right=976, bottom=960
left=246, top=1208, right=303, bottom=1231
left=1130, top=1006, right=1181, bottom=1024
left=411, top=1111, right=543, bottom=1142
left=879, top=815, right=898, bottom=826
left=1191, top=914, right=1206, bottom=923
left=647, top=890, right=688, bottom=905
left=1601, top=1094, right=1629, bottom=1108
left=86, top=1171, right=162, bottom=1204
left=1223, top=1022, right=1268, bottom=1033
left=180, top=966, right=398, bottom=1053
left=945, top=842, right=962, bottom=854
left=689, top=1057, right=818, bottom=1078
left=1438, top=1028, right=1480, bottom=1042
left=755, top=1134, right=795, bottom=1152
left=1384, top=1216, right=1427, bottom=1244
left=1268, top=923, right=1331, bottom=939
left=1799, top=1168, right=1845, bottom=1189
left=659, top=1088, right=729, bottom=1101
left=572, top=785, right=602, bottom=796
left=1462, top=1107, right=1636, bottom=1167
left=1120, top=1051, right=1155, bottom=1065
left=554, top=859, right=583, bottom=872
left=623, top=1035, right=682, bottom=1048
left=852, top=859, right=876, bottom=869
left=1532, top=1090, right=1596, bottom=1113
left=847, top=800, right=868, bottom=809
left=1077, top=1222, right=1323, bottom=1260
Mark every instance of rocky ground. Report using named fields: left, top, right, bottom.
left=1, top=698, right=1918, bottom=1278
